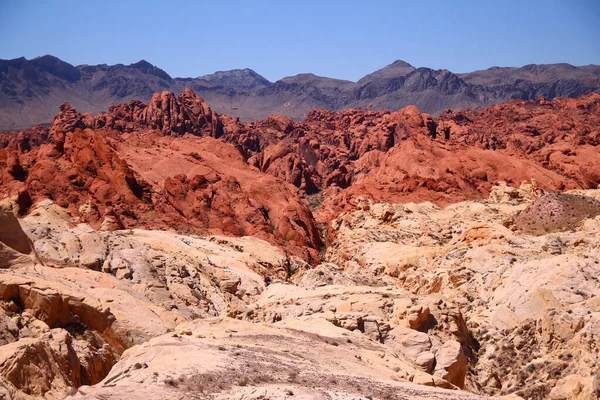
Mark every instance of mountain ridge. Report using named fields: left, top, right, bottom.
left=1, top=55, right=599, bottom=130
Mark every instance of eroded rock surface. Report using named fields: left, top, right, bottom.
left=2, top=91, right=600, bottom=261
left=67, top=317, right=491, bottom=400
left=325, top=184, right=600, bottom=398
left=0, top=92, right=599, bottom=399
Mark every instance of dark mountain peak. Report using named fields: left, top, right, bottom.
left=198, top=68, right=271, bottom=90
left=358, top=59, right=416, bottom=83
left=130, top=59, right=153, bottom=68
left=389, top=60, right=415, bottom=68
left=459, top=62, right=600, bottom=87
left=214, top=67, right=259, bottom=76
left=29, top=55, right=81, bottom=82
left=281, top=73, right=317, bottom=81
left=202, top=68, right=267, bottom=80
left=1, top=54, right=599, bottom=130
left=0, top=57, right=27, bottom=72
left=128, top=60, right=172, bottom=81
left=519, top=63, right=576, bottom=74
left=32, top=54, right=63, bottom=63
left=279, top=73, right=354, bottom=86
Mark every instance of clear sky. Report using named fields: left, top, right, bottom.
left=1, top=0, right=599, bottom=82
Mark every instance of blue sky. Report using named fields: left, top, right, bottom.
left=1, top=0, right=599, bottom=82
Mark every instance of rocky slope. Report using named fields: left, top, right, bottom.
left=1, top=90, right=599, bottom=259
left=1, top=55, right=599, bottom=129
left=0, top=90, right=322, bottom=262
left=324, top=184, right=600, bottom=399
left=0, top=91, right=599, bottom=399
left=1, top=182, right=599, bottom=399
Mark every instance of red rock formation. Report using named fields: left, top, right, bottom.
left=116, top=133, right=321, bottom=261
left=0, top=96, right=322, bottom=261
left=438, top=94, right=600, bottom=189
left=94, top=88, right=224, bottom=137
left=1, top=89, right=598, bottom=260
left=235, top=93, right=600, bottom=227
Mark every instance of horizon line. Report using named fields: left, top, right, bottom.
left=4, top=53, right=600, bottom=84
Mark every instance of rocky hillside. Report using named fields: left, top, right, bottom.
left=1, top=55, right=599, bottom=130
left=0, top=92, right=599, bottom=399
left=1, top=90, right=599, bottom=256
left=1, top=180, right=599, bottom=399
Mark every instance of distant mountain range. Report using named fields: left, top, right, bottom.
left=1, top=55, right=599, bottom=130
